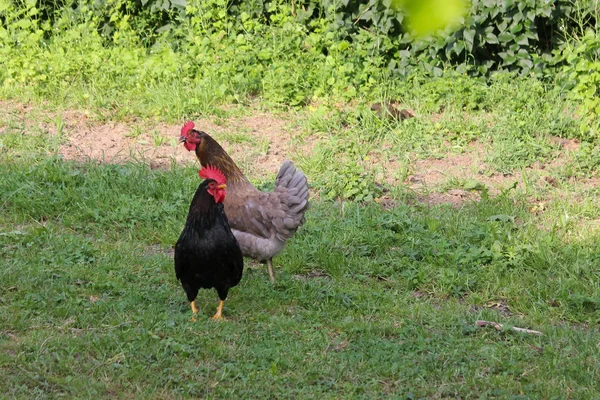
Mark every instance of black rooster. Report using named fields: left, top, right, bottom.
left=174, top=165, right=244, bottom=320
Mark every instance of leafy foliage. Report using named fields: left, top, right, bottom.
left=0, top=0, right=595, bottom=84
left=402, top=0, right=573, bottom=76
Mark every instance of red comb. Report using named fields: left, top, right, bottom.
left=181, top=121, right=195, bottom=136
left=199, top=165, right=226, bottom=185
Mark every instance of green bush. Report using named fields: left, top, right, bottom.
left=0, top=0, right=598, bottom=122
left=554, top=30, right=600, bottom=139
left=1, top=0, right=591, bottom=77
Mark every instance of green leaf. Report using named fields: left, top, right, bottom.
left=464, top=180, right=485, bottom=190
left=361, top=10, right=374, bottom=21
left=498, top=20, right=508, bottom=32
left=526, top=10, right=536, bottom=21
left=463, top=29, right=475, bottom=52
left=453, top=41, right=465, bottom=55
left=257, top=50, right=272, bottom=61
left=510, top=23, right=523, bottom=34
left=156, top=24, right=172, bottom=33
left=485, top=32, right=498, bottom=44
left=15, top=19, right=31, bottom=29
left=518, top=58, right=533, bottom=69
left=500, top=52, right=517, bottom=65
left=498, top=32, right=514, bottom=43
left=516, top=35, right=528, bottom=46
left=488, top=214, right=515, bottom=223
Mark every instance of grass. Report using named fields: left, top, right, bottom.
left=2, top=108, right=600, bottom=398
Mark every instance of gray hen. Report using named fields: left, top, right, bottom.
left=179, top=123, right=309, bottom=282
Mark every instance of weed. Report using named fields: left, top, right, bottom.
left=126, top=126, right=143, bottom=139
left=219, top=131, right=254, bottom=144
left=150, top=130, right=167, bottom=147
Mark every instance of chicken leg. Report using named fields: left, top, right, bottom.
left=190, top=301, right=199, bottom=322
left=212, top=300, right=224, bottom=320
left=267, top=259, right=275, bottom=283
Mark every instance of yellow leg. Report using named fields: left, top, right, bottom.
left=190, top=301, right=199, bottom=322
left=212, top=300, right=224, bottom=320
left=267, top=259, right=275, bottom=284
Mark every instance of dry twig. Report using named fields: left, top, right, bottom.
left=476, top=320, right=543, bottom=335
left=354, top=4, right=373, bottom=25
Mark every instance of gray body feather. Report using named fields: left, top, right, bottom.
left=225, top=160, right=309, bottom=261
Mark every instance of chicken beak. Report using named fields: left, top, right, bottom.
left=217, top=184, right=227, bottom=189
left=178, top=136, right=187, bottom=143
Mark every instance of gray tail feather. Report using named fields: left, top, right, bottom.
left=275, top=160, right=310, bottom=234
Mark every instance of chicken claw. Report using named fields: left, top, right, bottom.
left=191, top=301, right=199, bottom=321
left=212, top=300, right=225, bottom=320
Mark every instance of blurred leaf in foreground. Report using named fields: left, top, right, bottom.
left=392, top=0, right=467, bottom=37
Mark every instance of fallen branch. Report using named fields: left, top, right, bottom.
left=476, top=320, right=543, bottom=336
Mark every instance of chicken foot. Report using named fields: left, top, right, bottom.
left=212, top=300, right=225, bottom=320
left=267, top=259, right=275, bottom=284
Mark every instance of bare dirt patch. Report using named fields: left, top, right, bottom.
left=404, top=143, right=491, bottom=207
left=548, top=135, right=580, bottom=151
left=400, top=138, right=587, bottom=207
left=0, top=101, right=307, bottom=181
left=407, top=144, right=487, bottom=188
left=418, top=190, right=481, bottom=208
left=60, top=115, right=300, bottom=180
